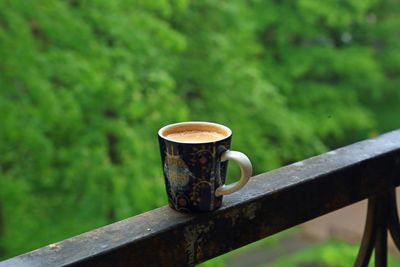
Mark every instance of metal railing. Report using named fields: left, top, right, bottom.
left=1, top=130, right=400, bottom=267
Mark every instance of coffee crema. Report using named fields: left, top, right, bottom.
left=166, top=130, right=225, bottom=142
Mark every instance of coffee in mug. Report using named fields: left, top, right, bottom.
left=158, top=121, right=252, bottom=212
left=165, top=130, right=226, bottom=143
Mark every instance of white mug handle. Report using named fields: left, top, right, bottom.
left=215, top=150, right=252, bottom=197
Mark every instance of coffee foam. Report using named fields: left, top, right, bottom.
left=161, top=123, right=230, bottom=143
left=166, top=130, right=225, bottom=142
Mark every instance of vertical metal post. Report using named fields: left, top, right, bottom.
left=388, top=189, right=400, bottom=250
left=375, top=195, right=388, bottom=267
left=354, top=196, right=378, bottom=267
left=354, top=190, right=400, bottom=267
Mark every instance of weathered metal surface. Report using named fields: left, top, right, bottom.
left=1, top=130, right=400, bottom=267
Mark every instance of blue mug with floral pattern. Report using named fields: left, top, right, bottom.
left=158, top=122, right=252, bottom=212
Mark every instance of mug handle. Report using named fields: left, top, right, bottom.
left=215, top=150, right=252, bottom=197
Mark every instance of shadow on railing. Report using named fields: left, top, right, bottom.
left=1, top=130, right=400, bottom=267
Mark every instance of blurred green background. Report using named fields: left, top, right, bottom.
left=1, top=0, right=400, bottom=265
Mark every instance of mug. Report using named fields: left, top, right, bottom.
left=158, top=121, right=252, bottom=212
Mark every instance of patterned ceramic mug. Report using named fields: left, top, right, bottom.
left=158, top=121, right=252, bottom=212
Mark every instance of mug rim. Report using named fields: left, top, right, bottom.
left=158, top=121, right=232, bottom=144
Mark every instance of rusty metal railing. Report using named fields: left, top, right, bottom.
left=1, top=130, right=400, bottom=267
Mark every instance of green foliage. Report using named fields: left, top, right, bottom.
left=201, top=238, right=400, bottom=267
left=199, top=229, right=295, bottom=267
left=264, top=240, right=400, bottom=267
left=0, top=0, right=189, bottom=255
left=0, top=0, right=399, bottom=261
